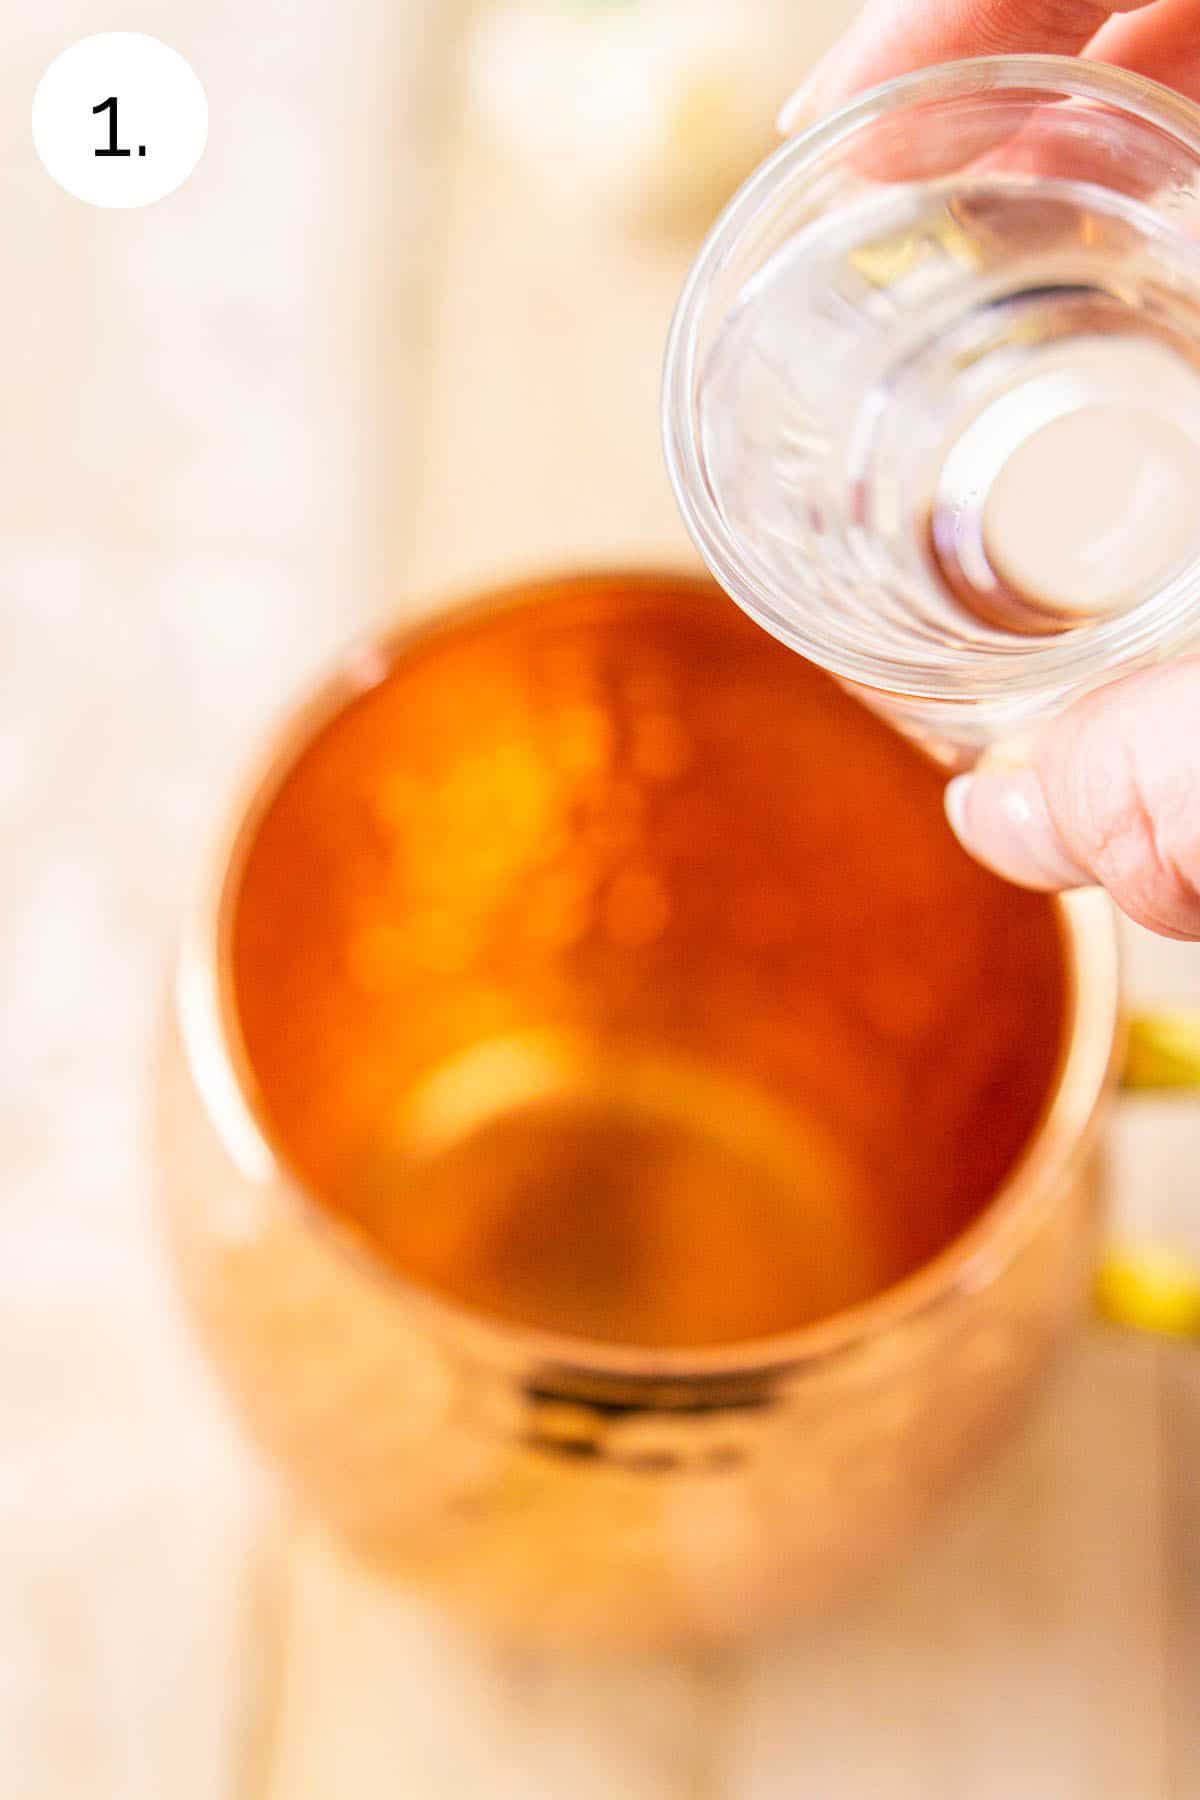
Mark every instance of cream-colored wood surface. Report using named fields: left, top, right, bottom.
left=3, top=3, right=453, bottom=1793
left=262, top=45, right=1200, bottom=1800
left=4, top=4, right=1199, bottom=1797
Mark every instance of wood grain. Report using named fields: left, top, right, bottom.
left=6, top=1, right=1199, bottom=1795
left=263, top=13, right=1200, bottom=1797
left=1, top=3, right=451, bottom=1793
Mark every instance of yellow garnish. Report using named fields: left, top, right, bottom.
left=1096, top=1246, right=1200, bottom=1339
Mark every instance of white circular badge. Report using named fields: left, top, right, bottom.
left=33, top=33, right=207, bottom=209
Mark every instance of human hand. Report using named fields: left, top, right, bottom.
left=779, top=1, right=1200, bottom=940
left=945, top=662, right=1200, bottom=940
left=778, top=0, right=1200, bottom=132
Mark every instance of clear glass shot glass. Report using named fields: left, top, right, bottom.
left=663, top=56, right=1200, bottom=761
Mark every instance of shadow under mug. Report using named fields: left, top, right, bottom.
left=157, top=569, right=1197, bottom=1650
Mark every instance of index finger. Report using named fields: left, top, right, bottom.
left=780, top=0, right=1159, bottom=130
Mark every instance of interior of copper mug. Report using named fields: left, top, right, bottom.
left=221, top=569, right=1079, bottom=1351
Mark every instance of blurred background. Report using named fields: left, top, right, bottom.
left=4, top=3, right=1200, bottom=1795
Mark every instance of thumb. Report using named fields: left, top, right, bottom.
left=945, top=660, right=1200, bottom=941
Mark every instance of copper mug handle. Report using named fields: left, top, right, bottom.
left=1097, top=1008, right=1200, bottom=1338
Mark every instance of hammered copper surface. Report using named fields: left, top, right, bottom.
left=229, top=573, right=1064, bottom=1344
left=160, top=571, right=1118, bottom=1648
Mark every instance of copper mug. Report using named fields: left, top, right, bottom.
left=157, top=570, right=1196, bottom=1650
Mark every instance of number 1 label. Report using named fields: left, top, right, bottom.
left=93, top=95, right=144, bottom=157
left=33, top=34, right=206, bottom=208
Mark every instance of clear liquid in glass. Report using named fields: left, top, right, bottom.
left=700, top=176, right=1200, bottom=662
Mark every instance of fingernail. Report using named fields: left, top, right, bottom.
left=777, top=63, right=829, bottom=134
left=944, top=769, right=1092, bottom=892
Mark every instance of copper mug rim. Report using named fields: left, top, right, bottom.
left=174, top=566, right=1124, bottom=1388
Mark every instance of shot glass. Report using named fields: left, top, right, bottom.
left=663, top=56, right=1200, bottom=760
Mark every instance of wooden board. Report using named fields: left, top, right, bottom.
left=264, top=22, right=1200, bottom=1800
left=4, top=2, right=1198, bottom=1795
